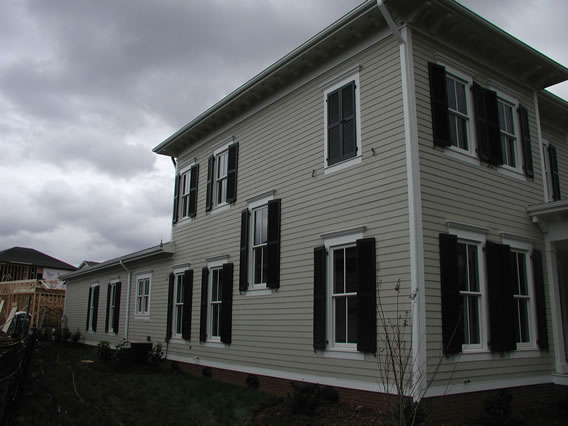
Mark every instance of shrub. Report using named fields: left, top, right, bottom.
left=482, top=390, right=519, bottom=426
left=62, top=327, right=71, bottom=341
left=288, top=383, right=322, bottom=416
left=114, top=339, right=130, bottom=364
left=96, top=341, right=113, bottom=361
left=70, top=329, right=81, bottom=344
left=246, top=374, right=259, bottom=389
left=147, top=343, right=164, bottom=366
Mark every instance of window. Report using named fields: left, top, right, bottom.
left=172, top=164, right=198, bottom=223
left=511, top=251, right=531, bottom=344
left=135, top=274, right=151, bottom=316
left=543, top=140, right=561, bottom=202
left=206, top=141, right=238, bottom=211
left=428, top=62, right=535, bottom=177
left=497, top=99, right=518, bottom=168
left=105, top=281, right=121, bottom=334
left=166, top=269, right=193, bottom=341
left=323, top=70, right=361, bottom=174
left=313, top=232, right=376, bottom=355
left=86, top=284, right=100, bottom=332
left=440, top=231, right=548, bottom=355
left=200, top=261, right=233, bottom=344
left=457, top=241, right=482, bottom=347
left=446, top=75, right=470, bottom=151
left=239, top=195, right=281, bottom=291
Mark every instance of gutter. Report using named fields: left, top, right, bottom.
left=119, top=260, right=131, bottom=341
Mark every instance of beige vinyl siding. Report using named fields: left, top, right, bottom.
left=167, top=34, right=411, bottom=386
left=413, top=29, right=554, bottom=388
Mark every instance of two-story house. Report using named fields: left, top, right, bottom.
left=62, top=0, right=568, bottom=415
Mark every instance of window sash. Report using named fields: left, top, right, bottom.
left=181, top=170, right=191, bottom=218
left=330, top=245, right=358, bottom=347
left=89, top=287, right=97, bottom=330
left=209, top=268, right=223, bottom=339
left=457, top=241, right=483, bottom=348
left=251, top=206, right=268, bottom=285
left=136, top=279, right=150, bottom=314
left=512, top=251, right=531, bottom=344
left=498, top=100, right=517, bottom=168
left=108, top=284, right=116, bottom=332
left=173, top=274, right=184, bottom=336
left=446, top=76, right=470, bottom=150
left=215, top=151, right=228, bottom=205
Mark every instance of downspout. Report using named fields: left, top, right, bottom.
left=377, top=0, right=427, bottom=401
left=119, top=260, right=131, bottom=341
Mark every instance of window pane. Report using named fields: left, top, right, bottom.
left=446, top=78, right=456, bottom=110
left=253, top=247, right=263, bottom=284
left=517, top=299, right=530, bottom=343
left=449, top=115, right=458, bottom=147
left=511, top=253, right=520, bottom=294
left=517, top=253, right=528, bottom=295
left=464, top=295, right=480, bottom=344
left=457, top=116, right=468, bottom=150
left=145, top=279, right=149, bottom=295
left=347, top=296, right=358, bottom=344
left=467, top=244, right=479, bottom=292
left=144, top=296, right=149, bottom=312
left=335, top=297, right=346, bottom=343
left=333, top=249, right=345, bottom=294
left=457, top=243, right=467, bottom=291
left=456, top=81, right=467, bottom=114
left=176, top=306, right=183, bottom=334
left=212, top=305, right=220, bottom=337
left=212, top=271, right=219, bottom=301
left=345, top=246, right=357, bottom=293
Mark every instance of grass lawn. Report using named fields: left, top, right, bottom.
left=16, top=342, right=277, bottom=425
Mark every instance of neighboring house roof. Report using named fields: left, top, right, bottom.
left=78, top=260, right=101, bottom=269
left=60, top=242, right=175, bottom=280
left=0, top=247, right=76, bottom=271
left=152, top=0, right=568, bottom=158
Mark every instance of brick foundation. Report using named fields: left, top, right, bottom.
left=169, top=359, right=567, bottom=420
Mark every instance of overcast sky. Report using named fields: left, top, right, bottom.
left=1, top=0, right=566, bottom=267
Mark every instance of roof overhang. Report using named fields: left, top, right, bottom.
left=153, top=0, right=568, bottom=159
left=528, top=200, right=568, bottom=233
left=538, top=90, right=568, bottom=132
left=61, top=242, right=175, bottom=281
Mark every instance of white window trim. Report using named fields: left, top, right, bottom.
left=177, top=161, right=195, bottom=224
left=172, top=266, right=190, bottom=339
left=322, top=229, right=364, bottom=354
left=246, top=193, right=274, bottom=291
left=134, top=272, right=152, bottom=318
left=502, top=237, right=539, bottom=351
left=447, top=224, right=489, bottom=353
left=88, top=282, right=99, bottom=332
left=207, top=266, right=223, bottom=343
left=323, top=70, right=362, bottom=175
left=440, top=63, right=477, bottom=160
left=204, top=256, right=229, bottom=345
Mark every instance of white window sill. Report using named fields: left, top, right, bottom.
left=106, top=332, right=118, bottom=336
left=245, top=288, right=273, bottom=296
left=508, top=349, right=542, bottom=359
left=169, top=337, right=187, bottom=344
left=322, top=349, right=364, bottom=360
left=175, top=217, right=193, bottom=226
left=497, top=165, right=527, bottom=181
left=454, top=350, right=491, bottom=362
left=210, top=204, right=231, bottom=215
left=134, top=314, right=151, bottom=321
left=203, top=341, right=226, bottom=349
left=444, top=147, right=480, bottom=167
left=324, top=155, right=361, bottom=175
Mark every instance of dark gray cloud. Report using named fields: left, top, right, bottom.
left=0, top=0, right=566, bottom=265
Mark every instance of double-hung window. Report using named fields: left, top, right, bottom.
left=313, top=231, right=376, bottom=355
left=511, top=250, right=531, bottom=345
left=135, top=274, right=151, bottom=317
left=105, top=281, right=121, bottom=334
left=166, top=269, right=193, bottom=341
left=457, top=241, right=483, bottom=347
left=206, top=141, right=239, bottom=212
left=239, top=195, right=281, bottom=292
left=543, top=139, right=561, bottom=202
left=172, top=163, right=198, bottom=223
left=446, top=75, right=470, bottom=151
left=86, top=284, right=100, bottom=332
left=497, top=99, right=518, bottom=168
left=200, top=261, right=233, bottom=345
left=323, top=70, right=361, bottom=174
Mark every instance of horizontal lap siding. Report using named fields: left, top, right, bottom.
left=413, top=31, right=554, bottom=388
left=168, top=35, right=411, bottom=385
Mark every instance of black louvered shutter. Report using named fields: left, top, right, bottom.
left=86, top=287, right=92, bottom=331
left=549, top=145, right=561, bottom=201
left=113, top=282, right=121, bottom=334
left=227, top=143, right=239, bottom=204
left=485, top=241, right=515, bottom=352
left=357, top=238, right=377, bottom=354
left=266, top=199, right=281, bottom=289
left=327, top=81, right=356, bottom=165
left=200, top=267, right=209, bottom=342
left=518, top=105, right=534, bottom=178
left=239, top=209, right=249, bottom=291
left=473, top=83, right=491, bottom=163
left=439, top=233, right=463, bottom=354
left=205, top=155, right=215, bottom=212
left=92, top=286, right=100, bottom=332
left=172, top=174, right=180, bottom=224
left=182, top=269, right=193, bottom=340
left=221, top=263, right=234, bottom=344
left=485, top=89, right=502, bottom=165
left=105, top=283, right=111, bottom=333
left=313, top=246, right=327, bottom=351
left=189, top=165, right=199, bottom=218
left=166, top=272, right=174, bottom=342
left=532, top=250, right=549, bottom=351
left=428, top=62, right=451, bottom=147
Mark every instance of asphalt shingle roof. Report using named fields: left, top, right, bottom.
left=0, top=247, right=76, bottom=271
